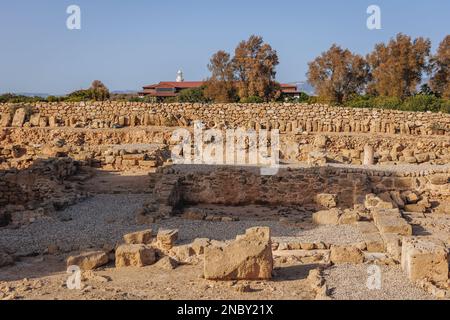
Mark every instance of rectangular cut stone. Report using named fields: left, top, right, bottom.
left=115, top=244, right=156, bottom=268
left=11, top=108, right=27, bottom=127
left=0, top=112, right=12, bottom=127
left=123, top=229, right=153, bottom=244
left=330, top=245, right=364, bottom=264
left=381, top=233, right=402, bottom=261
left=401, top=237, right=449, bottom=283
left=204, top=227, right=273, bottom=280
left=364, top=233, right=385, bottom=252
left=157, top=229, right=178, bottom=250
left=66, top=251, right=109, bottom=271
left=374, top=216, right=412, bottom=236
left=355, top=221, right=379, bottom=234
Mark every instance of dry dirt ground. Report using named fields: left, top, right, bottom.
left=0, top=170, right=437, bottom=300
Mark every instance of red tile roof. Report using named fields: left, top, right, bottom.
left=141, top=81, right=300, bottom=96
left=143, top=81, right=205, bottom=89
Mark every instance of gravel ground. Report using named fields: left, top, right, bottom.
left=324, top=264, right=433, bottom=300
left=0, top=194, right=149, bottom=256
left=170, top=162, right=450, bottom=175
left=274, top=225, right=365, bottom=245
left=0, top=194, right=364, bottom=256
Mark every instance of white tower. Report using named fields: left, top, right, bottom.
left=176, top=70, right=184, bottom=82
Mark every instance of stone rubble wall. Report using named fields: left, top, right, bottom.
left=1, top=128, right=449, bottom=171
left=0, top=128, right=171, bottom=170
left=152, top=165, right=450, bottom=210
left=1, top=102, right=449, bottom=136
left=0, top=157, right=86, bottom=225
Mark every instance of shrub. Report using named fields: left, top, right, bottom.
left=176, top=87, right=210, bottom=103
left=401, top=94, right=442, bottom=112
left=240, top=96, right=264, bottom=103
left=372, top=96, right=403, bottom=110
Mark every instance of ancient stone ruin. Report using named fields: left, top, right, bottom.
left=0, top=102, right=449, bottom=300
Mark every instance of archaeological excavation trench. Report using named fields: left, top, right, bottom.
left=0, top=102, right=450, bottom=300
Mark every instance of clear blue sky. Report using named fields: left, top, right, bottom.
left=0, top=0, right=449, bottom=95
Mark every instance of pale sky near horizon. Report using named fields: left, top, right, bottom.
left=0, top=0, right=449, bottom=95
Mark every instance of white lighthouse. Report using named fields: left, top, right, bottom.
left=176, top=70, right=184, bottom=82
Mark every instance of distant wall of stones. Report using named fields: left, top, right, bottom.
left=1, top=102, right=449, bottom=136
left=0, top=127, right=172, bottom=170
left=1, top=127, right=449, bottom=170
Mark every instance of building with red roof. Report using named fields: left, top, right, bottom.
left=139, top=70, right=301, bottom=101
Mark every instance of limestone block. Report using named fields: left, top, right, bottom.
left=381, top=233, right=402, bottom=261
left=312, top=208, right=341, bottom=225
left=314, top=193, right=337, bottom=209
left=115, top=244, right=156, bottom=268
left=123, top=229, right=153, bottom=245
left=11, top=108, right=27, bottom=127
left=0, top=112, right=12, bottom=127
left=339, top=210, right=360, bottom=225
left=191, top=238, right=211, bottom=255
left=157, top=229, right=179, bottom=250
left=66, top=251, right=109, bottom=271
left=363, top=145, right=374, bottom=165
left=374, top=215, right=412, bottom=236
left=401, top=237, right=449, bottom=283
left=364, top=233, right=385, bottom=253
left=29, top=113, right=41, bottom=127
left=330, top=245, right=364, bottom=264
left=204, top=227, right=273, bottom=280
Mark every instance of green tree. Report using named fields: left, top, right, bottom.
left=204, top=51, right=238, bottom=102
left=367, top=33, right=431, bottom=98
left=233, top=35, right=280, bottom=101
left=429, top=35, right=450, bottom=99
left=307, top=44, right=369, bottom=104
left=177, top=86, right=210, bottom=103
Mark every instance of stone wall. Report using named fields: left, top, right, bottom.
left=150, top=165, right=450, bottom=214
left=1, top=127, right=449, bottom=170
left=0, top=157, right=86, bottom=225
left=1, top=102, right=449, bottom=136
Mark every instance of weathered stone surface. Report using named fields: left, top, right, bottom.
left=155, top=256, right=178, bottom=270
left=11, top=108, right=27, bottom=127
left=191, top=238, right=211, bottom=255
left=0, top=112, right=12, bottom=127
left=29, top=113, right=41, bottom=127
left=273, top=249, right=330, bottom=264
left=315, top=193, right=337, bottom=209
left=157, top=229, right=178, bottom=250
left=363, top=145, right=374, bottom=165
left=312, top=208, right=341, bottom=225
left=66, top=251, right=109, bottom=271
left=123, top=229, right=153, bottom=245
left=204, top=227, right=273, bottom=280
left=330, top=245, right=364, bottom=264
left=115, top=244, right=156, bottom=268
left=355, top=221, right=379, bottom=234
left=364, top=233, right=385, bottom=253
left=365, top=194, right=395, bottom=210
left=382, top=233, right=402, bottom=261
left=401, top=237, right=449, bottom=283
left=171, top=245, right=195, bottom=262
left=374, top=215, right=412, bottom=236
left=404, top=203, right=427, bottom=213
left=338, top=210, right=360, bottom=225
